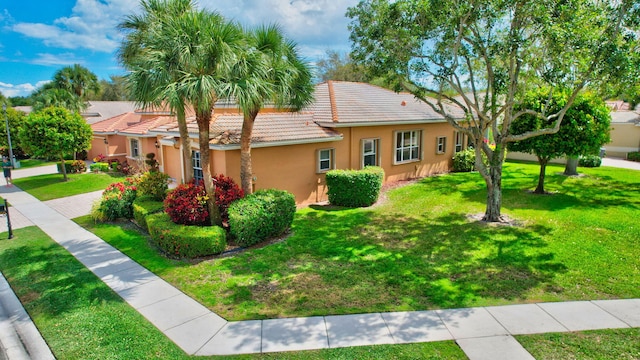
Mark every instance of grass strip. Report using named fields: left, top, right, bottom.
left=13, top=172, right=126, bottom=201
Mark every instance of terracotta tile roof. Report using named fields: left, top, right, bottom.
left=312, top=81, right=466, bottom=126
left=151, top=111, right=342, bottom=148
left=91, top=111, right=174, bottom=136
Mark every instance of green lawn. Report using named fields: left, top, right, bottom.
left=76, top=161, right=640, bottom=321
left=0, top=227, right=464, bottom=359
left=12, top=172, right=126, bottom=201
left=15, top=158, right=56, bottom=169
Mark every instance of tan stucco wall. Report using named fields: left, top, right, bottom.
left=157, top=121, right=459, bottom=206
left=88, top=135, right=127, bottom=163
left=606, top=123, right=640, bottom=157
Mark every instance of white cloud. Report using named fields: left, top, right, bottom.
left=0, top=80, right=49, bottom=97
left=30, top=53, right=84, bottom=66
left=200, top=0, right=358, bottom=57
left=11, top=0, right=138, bottom=53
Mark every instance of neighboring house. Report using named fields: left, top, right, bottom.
left=88, top=107, right=178, bottom=166
left=89, top=81, right=468, bottom=205
left=605, top=110, right=640, bottom=158
left=8, top=101, right=137, bottom=123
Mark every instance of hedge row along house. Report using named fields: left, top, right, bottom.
left=88, top=81, right=468, bottom=206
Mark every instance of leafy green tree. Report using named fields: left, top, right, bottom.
left=0, top=107, right=27, bottom=158
left=19, top=107, right=92, bottom=181
left=229, top=24, right=314, bottom=194
left=96, top=76, right=133, bottom=101
left=7, top=96, right=32, bottom=106
left=316, top=50, right=370, bottom=83
left=348, top=0, right=637, bottom=222
left=119, top=0, right=198, bottom=185
left=509, top=90, right=611, bottom=193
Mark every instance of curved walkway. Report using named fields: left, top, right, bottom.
left=0, top=163, right=639, bottom=358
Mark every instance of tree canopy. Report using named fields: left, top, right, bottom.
left=348, top=0, right=638, bottom=221
left=509, top=90, right=611, bottom=193
left=19, top=107, right=92, bottom=181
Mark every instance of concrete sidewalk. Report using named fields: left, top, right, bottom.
left=0, top=164, right=639, bottom=358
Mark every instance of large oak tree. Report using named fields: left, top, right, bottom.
left=348, top=0, right=638, bottom=221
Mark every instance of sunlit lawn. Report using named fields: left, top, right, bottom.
left=0, top=227, right=464, bottom=359
left=13, top=172, right=126, bottom=201
left=77, top=161, right=640, bottom=321
left=14, top=158, right=56, bottom=169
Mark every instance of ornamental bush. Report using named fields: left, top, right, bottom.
left=96, top=177, right=139, bottom=221
left=164, top=181, right=209, bottom=226
left=578, top=155, right=602, bottom=168
left=138, top=171, right=170, bottom=201
left=57, top=160, right=87, bottom=173
left=213, top=174, right=244, bottom=221
left=453, top=148, right=476, bottom=172
left=326, top=166, right=384, bottom=207
left=228, top=189, right=296, bottom=247
left=132, top=195, right=165, bottom=232
left=90, top=162, right=110, bottom=172
left=627, top=151, right=640, bottom=162
left=147, top=212, right=226, bottom=258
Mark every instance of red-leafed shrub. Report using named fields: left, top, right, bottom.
left=213, top=174, right=244, bottom=222
left=164, top=181, right=210, bottom=226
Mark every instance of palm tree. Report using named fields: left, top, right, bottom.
left=169, top=9, right=244, bottom=226
left=118, top=0, right=196, bottom=183
left=31, top=87, right=87, bottom=113
left=228, top=24, right=315, bottom=194
left=53, top=64, right=100, bottom=99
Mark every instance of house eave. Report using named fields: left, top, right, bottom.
left=209, top=135, right=344, bottom=150
left=316, top=118, right=450, bottom=128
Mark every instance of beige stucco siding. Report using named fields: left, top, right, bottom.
left=606, top=123, right=640, bottom=157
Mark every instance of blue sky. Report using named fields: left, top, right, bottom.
left=0, top=0, right=358, bottom=98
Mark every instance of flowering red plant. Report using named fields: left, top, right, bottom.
left=213, top=174, right=244, bottom=221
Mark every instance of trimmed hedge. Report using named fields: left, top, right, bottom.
left=56, top=160, right=87, bottom=173
left=90, top=162, right=110, bottom=172
left=578, top=155, right=602, bottom=168
left=228, top=189, right=296, bottom=247
left=147, top=212, right=226, bottom=258
left=325, top=166, right=384, bottom=207
left=132, top=195, right=165, bottom=232
left=627, top=151, right=640, bottom=162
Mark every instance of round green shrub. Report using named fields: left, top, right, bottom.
left=228, top=189, right=296, bottom=247
left=578, top=155, right=602, bottom=167
left=137, top=171, right=170, bottom=201
left=325, top=166, right=384, bottom=207
left=132, top=195, right=165, bottom=232
left=96, top=178, right=138, bottom=221
left=147, top=212, right=226, bottom=258
left=452, top=148, right=476, bottom=172
left=627, top=151, right=640, bottom=162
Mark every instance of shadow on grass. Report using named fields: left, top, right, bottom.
left=0, top=243, right=119, bottom=317
left=420, top=164, right=640, bottom=212
left=215, top=207, right=566, bottom=318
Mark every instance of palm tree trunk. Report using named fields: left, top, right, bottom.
left=196, top=111, right=222, bottom=227
left=240, top=111, right=258, bottom=195
left=176, top=106, right=193, bottom=183
left=535, top=157, right=548, bottom=194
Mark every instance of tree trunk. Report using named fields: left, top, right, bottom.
left=483, top=164, right=503, bottom=222
left=564, top=156, right=579, bottom=176
left=240, top=111, right=258, bottom=195
left=535, top=157, right=548, bottom=194
left=60, top=155, right=68, bottom=182
left=196, top=112, right=222, bottom=227
left=176, top=106, right=193, bottom=183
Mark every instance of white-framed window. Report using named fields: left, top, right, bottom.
left=130, top=138, right=140, bottom=158
left=395, top=130, right=422, bottom=163
left=192, top=150, right=203, bottom=182
left=454, top=132, right=465, bottom=153
left=362, top=138, right=380, bottom=168
left=317, top=148, right=335, bottom=173
left=437, top=136, right=447, bottom=154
